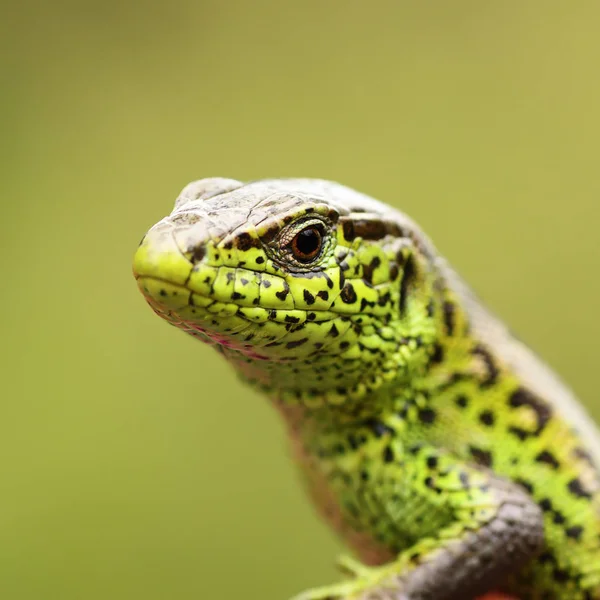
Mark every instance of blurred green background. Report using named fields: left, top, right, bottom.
left=2, top=1, right=600, bottom=598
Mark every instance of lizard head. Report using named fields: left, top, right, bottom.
left=133, top=178, right=439, bottom=408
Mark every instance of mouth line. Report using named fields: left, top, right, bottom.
left=136, top=275, right=294, bottom=327
left=137, top=275, right=278, bottom=358
left=136, top=275, right=311, bottom=358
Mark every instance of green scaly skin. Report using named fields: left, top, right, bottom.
left=132, top=178, right=600, bottom=600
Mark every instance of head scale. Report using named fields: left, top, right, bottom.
left=133, top=178, right=440, bottom=409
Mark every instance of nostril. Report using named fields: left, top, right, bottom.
left=192, top=246, right=206, bottom=263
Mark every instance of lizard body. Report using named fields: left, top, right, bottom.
left=133, top=178, right=600, bottom=600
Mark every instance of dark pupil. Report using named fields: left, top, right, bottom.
left=294, top=227, right=321, bottom=260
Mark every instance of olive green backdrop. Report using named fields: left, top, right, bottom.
left=2, top=1, right=599, bottom=599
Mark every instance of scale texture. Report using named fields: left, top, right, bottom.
left=133, top=178, right=600, bottom=600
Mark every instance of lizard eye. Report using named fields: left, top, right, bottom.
left=290, top=225, right=323, bottom=263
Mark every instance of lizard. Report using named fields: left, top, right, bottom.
left=132, top=177, right=600, bottom=600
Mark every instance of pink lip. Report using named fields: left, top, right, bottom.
left=184, top=322, right=269, bottom=360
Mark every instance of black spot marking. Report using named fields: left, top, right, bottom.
left=454, top=394, right=468, bottom=408
left=479, top=410, right=495, bottom=427
left=322, top=272, right=334, bottom=289
left=328, top=324, right=339, bottom=337
left=509, top=387, right=552, bottom=435
left=408, top=444, right=424, bottom=455
left=515, top=478, right=535, bottom=494
left=159, top=289, right=167, bottom=297
left=567, top=477, right=593, bottom=499
left=284, top=315, right=300, bottom=324
left=333, top=443, right=345, bottom=455
left=535, top=450, right=560, bottom=469
left=340, top=219, right=355, bottom=241
left=552, top=567, right=570, bottom=583
left=303, top=289, right=315, bottom=305
left=340, top=283, right=357, bottom=304
left=539, top=498, right=553, bottom=512
left=262, top=224, right=280, bottom=243
left=472, top=344, right=499, bottom=387
left=352, top=218, right=387, bottom=240
left=192, top=246, right=206, bottom=262
left=256, top=256, right=265, bottom=264
left=565, top=525, right=583, bottom=541
left=366, top=419, right=396, bottom=437
left=348, top=434, right=362, bottom=450
left=442, top=300, right=455, bottom=336
left=377, top=291, right=391, bottom=307
left=397, top=402, right=410, bottom=419
left=359, top=298, right=372, bottom=312
left=426, top=299, right=435, bottom=317
left=418, top=408, right=436, bottom=425
left=426, top=456, right=438, bottom=469
left=231, top=292, right=244, bottom=300
left=387, top=223, right=405, bottom=238
left=286, top=338, right=308, bottom=349
left=362, top=256, right=381, bottom=284
left=459, top=471, right=470, bottom=488
left=389, top=263, right=399, bottom=281
left=383, top=446, right=394, bottom=463
left=426, top=345, right=443, bottom=366
left=275, top=281, right=290, bottom=301
left=553, top=511, right=566, bottom=525
left=508, top=426, right=530, bottom=441
left=469, top=446, right=493, bottom=468
left=399, top=256, right=416, bottom=315
left=262, top=279, right=271, bottom=288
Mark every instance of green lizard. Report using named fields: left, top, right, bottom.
left=132, top=178, right=600, bottom=600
